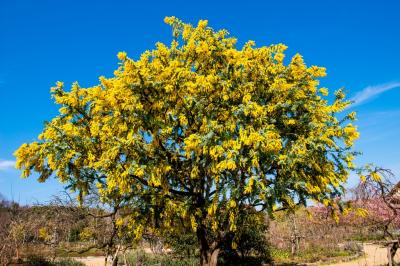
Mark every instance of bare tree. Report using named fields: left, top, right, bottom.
left=353, top=166, right=400, bottom=266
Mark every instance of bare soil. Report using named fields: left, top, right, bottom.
left=73, top=244, right=400, bottom=266
left=324, top=243, right=400, bottom=266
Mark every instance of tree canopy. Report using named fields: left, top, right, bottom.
left=15, top=17, right=359, bottom=265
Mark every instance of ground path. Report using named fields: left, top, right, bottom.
left=74, top=256, right=106, bottom=266
left=73, top=247, right=153, bottom=266
left=73, top=243, right=400, bottom=266
left=323, top=243, right=400, bottom=266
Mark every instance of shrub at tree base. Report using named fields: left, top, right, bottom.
left=15, top=16, right=358, bottom=266
left=25, top=255, right=85, bottom=266
left=164, top=210, right=271, bottom=265
left=125, top=250, right=198, bottom=266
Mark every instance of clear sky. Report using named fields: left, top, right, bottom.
left=1, top=0, right=399, bottom=204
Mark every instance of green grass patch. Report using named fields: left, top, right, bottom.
left=271, top=246, right=353, bottom=265
left=55, top=247, right=104, bottom=257
left=124, top=250, right=198, bottom=266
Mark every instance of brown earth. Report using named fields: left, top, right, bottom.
left=74, top=244, right=400, bottom=266
left=323, top=243, right=400, bottom=266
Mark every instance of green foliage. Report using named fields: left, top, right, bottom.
left=56, top=258, right=86, bottom=266
left=234, top=212, right=270, bottom=259
left=164, top=231, right=198, bottom=257
left=25, top=256, right=85, bottom=266
left=295, top=247, right=352, bottom=263
left=26, top=255, right=53, bottom=266
left=125, top=250, right=198, bottom=266
left=68, top=226, right=82, bottom=242
left=270, top=248, right=290, bottom=260
left=14, top=16, right=359, bottom=265
left=219, top=211, right=271, bottom=265
left=270, top=246, right=353, bottom=264
left=163, top=210, right=271, bottom=265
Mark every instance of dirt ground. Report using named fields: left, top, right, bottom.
left=324, top=243, right=400, bottom=266
left=74, top=243, right=400, bottom=266
left=73, top=247, right=152, bottom=266
left=74, top=256, right=106, bottom=266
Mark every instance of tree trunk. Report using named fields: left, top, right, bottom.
left=209, top=249, right=220, bottom=266
left=111, top=245, right=120, bottom=266
left=123, top=252, right=129, bottom=266
left=197, top=225, right=220, bottom=266
left=200, top=248, right=220, bottom=266
left=388, top=241, right=399, bottom=266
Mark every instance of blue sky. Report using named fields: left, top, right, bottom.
left=1, top=0, right=399, bottom=204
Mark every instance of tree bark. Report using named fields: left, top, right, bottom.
left=200, top=247, right=220, bottom=266
left=111, top=244, right=120, bottom=266
left=209, top=249, right=220, bottom=266
left=388, top=241, right=399, bottom=266
left=197, top=225, right=220, bottom=266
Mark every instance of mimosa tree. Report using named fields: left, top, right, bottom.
left=15, top=17, right=359, bottom=266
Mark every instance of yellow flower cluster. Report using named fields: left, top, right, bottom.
left=14, top=16, right=359, bottom=239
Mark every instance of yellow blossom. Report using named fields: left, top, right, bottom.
left=117, top=51, right=127, bottom=61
